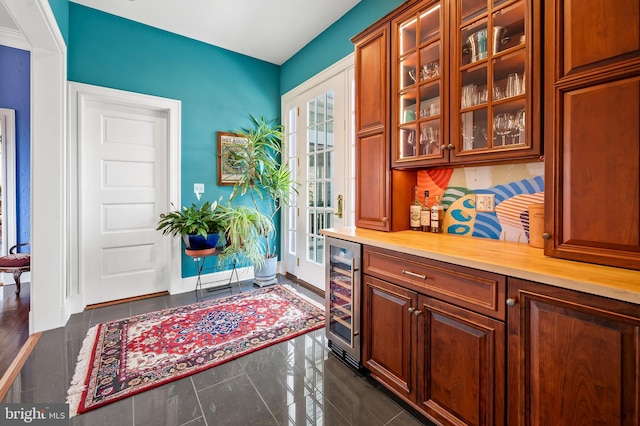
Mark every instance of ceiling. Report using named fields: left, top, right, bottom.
left=60, top=0, right=360, bottom=65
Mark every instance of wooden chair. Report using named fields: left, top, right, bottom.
left=0, top=242, right=30, bottom=295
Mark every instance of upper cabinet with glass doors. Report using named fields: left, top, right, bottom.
left=391, top=0, right=541, bottom=167
left=392, top=1, right=446, bottom=167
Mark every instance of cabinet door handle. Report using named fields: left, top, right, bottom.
left=413, top=310, right=422, bottom=316
left=402, top=269, right=427, bottom=280
left=542, top=233, right=551, bottom=240
left=408, top=307, right=414, bottom=314
left=506, top=298, right=517, bottom=307
left=447, top=144, right=454, bottom=150
left=382, top=216, right=388, bottom=222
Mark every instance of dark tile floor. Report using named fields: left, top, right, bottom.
left=2, top=276, right=430, bottom=425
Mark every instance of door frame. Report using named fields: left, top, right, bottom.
left=281, top=53, right=354, bottom=283
left=68, top=82, right=181, bottom=312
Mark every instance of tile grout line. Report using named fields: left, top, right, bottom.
left=190, top=376, right=209, bottom=426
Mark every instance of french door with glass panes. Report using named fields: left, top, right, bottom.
left=284, top=71, right=352, bottom=290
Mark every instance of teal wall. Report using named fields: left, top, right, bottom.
left=68, top=4, right=280, bottom=277
left=280, top=0, right=407, bottom=94
left=47, top=0, right=69, bottom=45
left=50, top=0, right=410, bottom=278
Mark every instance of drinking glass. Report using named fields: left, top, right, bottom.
left=408, top=69, right=417, bottom=83
left=515, top=109, right=525, bottom=131
left=506, top=73, right=520, bottom=97
left=421, top=127, right=434, bottom=155
left=513, top=108, right=525, bottom=144
left=494, top=113, right=513, bottom=146
left=407, top=131, right=416, bottom=156
left=462, top=125, right=476, bottom=150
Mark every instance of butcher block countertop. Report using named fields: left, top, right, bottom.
left=321, top=227, right=640, bottom=305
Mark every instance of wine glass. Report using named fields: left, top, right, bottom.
left=514, top=109, right=525, bottom=144
left=494, top=113, right=513, bottom=146
left=421, top=127, right=434, bottom=155
left=407, top=131, right=416, bottom=156
left=461, top=125, right=476, bottom=150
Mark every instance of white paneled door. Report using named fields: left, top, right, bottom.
left=80, top=98, right=170, bottom=305
left=284, top=70, right=352, bottom=290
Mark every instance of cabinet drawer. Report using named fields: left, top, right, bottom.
left=363, top=246, right=506, bottom=320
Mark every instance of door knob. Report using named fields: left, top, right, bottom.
left=506, top=298, right=517, bottom=307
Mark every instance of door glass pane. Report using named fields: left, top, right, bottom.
left=399, top=126, right=418, bottom=159
left=316, top=152, right=325, bottom=179
left=419, top=119, right=441, bottom=156
left=316, top=94, right=326, bottom=123
left=327, top=151, right=334, bottom=179
left=399, top=16, right=417, bottom=55
left=462, top=18, right=488, bottom=66
left=400, top=53, right=418, bottom=90
left=461, top=0, right=487, bottom=23
left=400, top=91, right=418, bottom=125
left=305, top=88, right=337, bottom=267
left=492, top=1, right=525, bottom=55
left=420, top=4, right=440, bottom=44
left=460, top=109, right=489, bottom=150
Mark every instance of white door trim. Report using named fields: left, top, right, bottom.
left=68, top=82, right=181, bottom=312
left=3, top=0, right=68, bottom=333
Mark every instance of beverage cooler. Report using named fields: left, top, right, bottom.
left=325, top=237, right=362, bottom=371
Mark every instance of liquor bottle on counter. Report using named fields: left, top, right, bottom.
left=430, top=194, right=444, bottom=233
left=410, top=185, right=421, bottom=231
left=420, top=190, right=430, bottom=232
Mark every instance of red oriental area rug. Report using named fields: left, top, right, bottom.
left=66, top=285, right=325, bottom=417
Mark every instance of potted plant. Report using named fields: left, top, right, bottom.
left=157, top=198, right=226, bottom=256
left=223, top=115, right=298, bottom=286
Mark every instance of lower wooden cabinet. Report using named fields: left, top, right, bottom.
left=360, top=245, right=640, bottom=425
left=362, top=275, right=417, bottom=401
left=363, top=274, right=505, bottom=426
left=418, top=296, right=505, bottom=426
left=507, top=278, right=640, bottom=425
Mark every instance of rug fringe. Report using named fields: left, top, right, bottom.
left=278, top=283, right=325, bottom=311
left=66, top=324, right=99, bottom=417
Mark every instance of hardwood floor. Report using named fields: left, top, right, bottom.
left=0, top=282, right=29, bottom=376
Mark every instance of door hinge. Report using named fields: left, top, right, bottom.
left=297, top=207, right=300, bottom=217
left=297, top=258, right=300, bottom=267
left=297, top=107, right=300, bottom=116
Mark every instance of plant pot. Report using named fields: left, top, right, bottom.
left=253, top=256, right=278, bottom=287
left=183, top=233, right=220, bottom=251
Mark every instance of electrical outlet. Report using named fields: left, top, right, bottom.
left=476, top=194, right=495, bottom=212
left=194, top=183, right=204, bottom=193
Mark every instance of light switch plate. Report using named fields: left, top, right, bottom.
left=194, top=183, right=204, bottom=193
left=476, top=194, right=495, bottom=212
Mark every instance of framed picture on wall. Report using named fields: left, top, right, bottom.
left=217, top=132, right=247, bottom=185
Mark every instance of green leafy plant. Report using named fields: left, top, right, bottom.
left=156, top=198, right=226, bottom=238
left=215, top=204, right=273, bottom=268
left=224, top=115, right=298, bottom=258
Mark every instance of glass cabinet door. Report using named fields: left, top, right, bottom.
left=394, top=2, right=444, bottom=164
left=456, top=0, right=527, bottom=156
